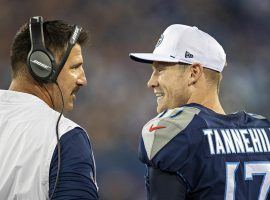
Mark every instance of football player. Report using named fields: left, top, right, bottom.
left=130, top=24, right=270, bottom=200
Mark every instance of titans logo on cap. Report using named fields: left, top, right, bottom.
left=155, top=34, right=164, bottom=48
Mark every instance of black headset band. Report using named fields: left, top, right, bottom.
left=50, top=25, right=82, bottom=82
left=29, top=16, right=47, bottom=52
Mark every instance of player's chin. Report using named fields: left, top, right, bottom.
left=156, top=104, right=166, bottom=114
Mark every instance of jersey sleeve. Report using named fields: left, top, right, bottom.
left=139, top=106, right=207, bottom=172
left=49, top=127, right=98, bottom=199
left=146, top=166, right=187, bottom=200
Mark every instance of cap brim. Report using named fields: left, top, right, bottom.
left=129, top=53, right=180, bottom=64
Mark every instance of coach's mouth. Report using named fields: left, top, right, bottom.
left=71, top=86, right=80, bottom=97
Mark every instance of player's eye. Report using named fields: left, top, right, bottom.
left=157, top=67, right=165, bottom=72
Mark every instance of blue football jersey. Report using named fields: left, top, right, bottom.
left=139, top=103, right=270, bottom=200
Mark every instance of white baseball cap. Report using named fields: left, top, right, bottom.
left=129, top=24, right=226, bottom=72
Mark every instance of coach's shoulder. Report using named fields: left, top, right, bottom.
left=58, top=116, right=85, bottom=135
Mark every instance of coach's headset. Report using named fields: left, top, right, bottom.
left=27, top=16, right=82, bottom=83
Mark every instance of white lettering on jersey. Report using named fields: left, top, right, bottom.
left=221, top=129, right=236, bottom=154
left=239, top=129, right=254, bottom=153
left=203, top=129, right=215, bottom=155
left=258, top=129, right=268, bottom=152
left=249, top=129, right=263, bottom=152
left=262, top=129, right=270, bottom=151
left=214, top=130, right=226, bottom=154
left=231, top=129, right=245, bottom=153
left=204, top=128, right=270, bottom=155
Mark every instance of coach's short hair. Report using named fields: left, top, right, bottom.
left=10, top=20, right=89, bottom=79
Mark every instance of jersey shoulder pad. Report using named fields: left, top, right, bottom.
left=142, top=106, right=201, bottom=160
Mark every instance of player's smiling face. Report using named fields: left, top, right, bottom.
left=51, top=44, right=87, bottom=112
left=148, top=62, right=190, bottom=113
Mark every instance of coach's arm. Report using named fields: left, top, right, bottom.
left=49, top=127, right=98, bottom=199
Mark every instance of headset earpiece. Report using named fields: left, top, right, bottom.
left=27, top=16, right=55, bottom=83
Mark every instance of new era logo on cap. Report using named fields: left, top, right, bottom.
left=185, top=51, right=193, bottom=58
left=129, top=24, right=226, bottom=72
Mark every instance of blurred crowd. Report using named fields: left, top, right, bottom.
left=0, top=0, right=269, bottom=199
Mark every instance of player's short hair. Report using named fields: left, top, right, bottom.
left=10, top=20, right=89, bottom=79
left=204, top=68, right=222, bottom=93
left=178, top=63, right=223, bottom=93
left=178, top=63, right=189, bottom=72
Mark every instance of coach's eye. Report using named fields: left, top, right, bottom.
left=70, top=63, right=82, bottom=70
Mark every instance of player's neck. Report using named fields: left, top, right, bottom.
left=187, top=90, right=225, bottom=115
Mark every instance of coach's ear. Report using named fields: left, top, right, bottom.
left=188, top=63, right=203, bottom=86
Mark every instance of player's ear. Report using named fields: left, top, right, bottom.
left=188, top=63, right=203, bottom=86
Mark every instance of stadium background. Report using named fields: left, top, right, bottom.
left=0, top=0, right=269, bottom=199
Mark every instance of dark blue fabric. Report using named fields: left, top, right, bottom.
left=147, top=167, right=187, bottom=200
left=49, top=127, right=98, bottom=199
left=139, top=103, right=270, bottom=200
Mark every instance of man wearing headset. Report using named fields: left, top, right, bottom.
left=0, top=17, right=98, bottom=199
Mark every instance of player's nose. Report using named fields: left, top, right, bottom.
left=147, top=72, right=159, bottom=88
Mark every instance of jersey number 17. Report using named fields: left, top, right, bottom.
left=225, top=162, right=270, bottom=200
